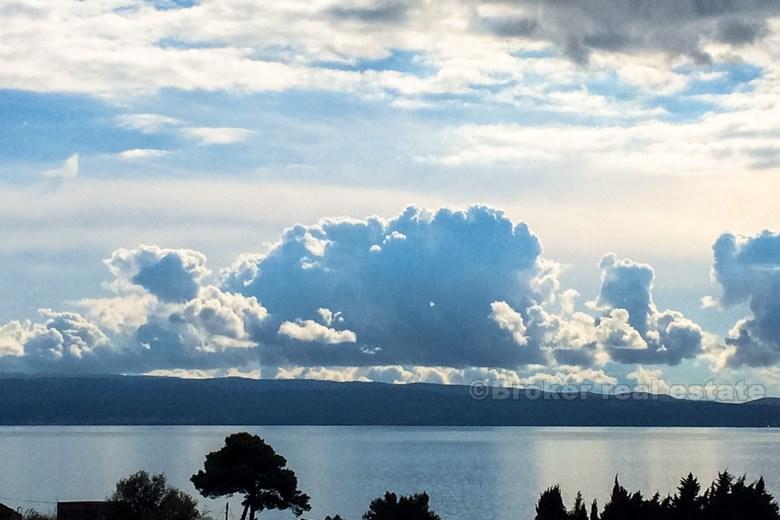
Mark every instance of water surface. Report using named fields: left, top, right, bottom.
left=0, top=427, right=778, bottom=519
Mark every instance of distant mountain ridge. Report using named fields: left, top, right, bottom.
left=0, top=375, right=778, bottom=427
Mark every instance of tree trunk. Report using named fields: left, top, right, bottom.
left=239, top=504, right=249, bottom=520
left=250, top=505, right=257, bottom=520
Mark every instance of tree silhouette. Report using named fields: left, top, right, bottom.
left=643, top=492, right=671, bottom=520
left=701, top=472, right=780, bottom=520
left=601, top=476, right=645, bottom=520
left=190, top=432, right=310, bottom=520
left=589, top=500, right=599, bottom=520
left=535, top=471, right=780, bottom=520
left=362, top=492, right=440, bottom=520
left=570, top=492, right=588, bottom=520
left=701, top=471, right=733, bottom=520
left=672, top=473, right=701, bottom=520
left=535, top=485, right=568, bottom=520
left=110, top=470, right=201, bottom=520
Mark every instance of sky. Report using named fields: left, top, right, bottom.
left=1, top=0, right=780, bottom=396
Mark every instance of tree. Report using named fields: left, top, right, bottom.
left=570, top=492, right=589, bottom=520
left=190, top=432, right=310, bottom=520
left=110, top=470, right=201, bottom=520
left=535, top=485, right=568, bottom=520
left=601, top=476, right=644, bottom=520
left=536, top=471, right=780, bottom=520
left=362, top=492, right=441, bottom=520
left=714, top=474, right=780, bottom=520
left=672, top=473, right=701, bottom=520
left=701, top=471, right=733, bottom=520
left=589, top=500, right=599, bottom=520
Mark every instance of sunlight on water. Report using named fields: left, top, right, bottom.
left=0, top=427, right=778, bottom=520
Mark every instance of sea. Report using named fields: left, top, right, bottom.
left=1, top=426, right=778, bottom=519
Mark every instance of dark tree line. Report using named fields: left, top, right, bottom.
left=536, top=472, right=780, bottom=520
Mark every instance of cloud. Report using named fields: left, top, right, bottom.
left=716, top=17, right=768, bottom=45
left=117, top=114, right=252, bottom=146
left=590, top=253, right=703, bottom=365
left=428, top=108, right=780, bottom=177
left=524, top=302, right=604, bottom=368
left=117, top=114, right=181, bottom=133
left=327, top=0, right=409, bottom=23
left=76, top=294, right=155, bottom=334
left=105, top=245, right=210, bottom=302
left=592, top=253, right=655, bottom=334
left=271, top=363, right=618, bottom=387
left=182, top=127, right=254, bottom=145
left=0, top=205, right=721, bottom=376
left=117, top=149, right=170, bottom=159
left=171, top=286, right=268, bottom=345
left=1, top=0, right=775, bottom=107
left=41, top=153, right=79, bottom=179
left=711, top=230, right=780, bottom=367
left=0, top=310, right=112, bottom=372
left=0, top=205, right=545, bottom=373
left=478, top=0, right=778, bottom=64
left=627, top=366, right=671, bottom=394
left=278, top=318, right=357, bottom=344
left=223, top=205, right=551, bottom=368
left=490, top=301, right=528, bottom=347
left=0, top=321, right=28, bottom=357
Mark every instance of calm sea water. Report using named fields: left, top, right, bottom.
left=1, top=427, right=779, bottom=519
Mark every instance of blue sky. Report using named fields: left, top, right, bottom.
left=1, top=0, right=780, bottom=395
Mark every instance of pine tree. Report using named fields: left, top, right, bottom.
left=570, top=491, right=588, bottom=520
left=589, top=500, right=599, bottom=520
left=672, top=473, right=701, bottom=520
left=536, top=485, right=568, bottom=520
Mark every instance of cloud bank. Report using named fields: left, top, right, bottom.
left=0, top=205, right=731, bottom=384
left=480, top=0, right=778, bottom=64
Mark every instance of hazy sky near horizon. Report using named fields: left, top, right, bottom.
left=2, top=0, right=780, bottom=394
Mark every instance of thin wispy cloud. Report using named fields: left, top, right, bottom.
left=182, top=127, right=254, bottom=145
left=41, top=153, right=79, bottom=179
left=117, top=149, right=170, bottom=159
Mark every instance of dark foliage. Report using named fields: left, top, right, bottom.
left=191, top=432, right=310, bottom=520
left=110, top=470, right=201, bottom=520
left=570, top=492, right=588, bottom=520
left=536, top=472, right=780, bottom=520
left=362, top=492, right=441, bottom=520
left=536, top=486, right=568, bottom=520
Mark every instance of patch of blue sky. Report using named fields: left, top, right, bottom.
left=680, top=62, right=762, bottom=96
left=143, top=87, right=387, bottom=125
left=563, top=71, right=723, bottom=122
left=584, top=72, right=640, bottom=103
left=648, top=95, right=719, bottom=121
left=156, top=37, right=225, bottom=50
left=510, top=48, right=559, bottom=60
left=316, top=49, right=433, bottom=76
left=0, top=90, right=174, bottom=166
left=145, top=0, right=198, bottom=10
left=109, top=88, right=420, bottom=179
